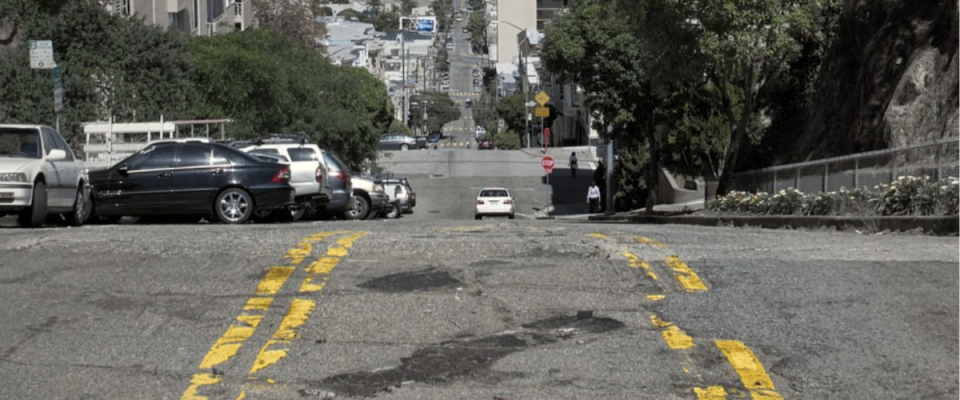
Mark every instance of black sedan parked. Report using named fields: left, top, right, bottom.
left=88, top=142, right=294, bottom=224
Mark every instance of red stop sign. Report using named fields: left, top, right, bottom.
left=541, top=156, right=555, bottom=173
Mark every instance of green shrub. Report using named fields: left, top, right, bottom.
left=708, top=176, right=959, bottom=216
left=492, top=128, right=521, bottom=150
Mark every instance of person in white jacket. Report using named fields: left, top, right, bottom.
left=587, top=181, right=601, bottom=213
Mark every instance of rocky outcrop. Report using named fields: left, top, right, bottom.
left=788, top=0, right=958, bottom=161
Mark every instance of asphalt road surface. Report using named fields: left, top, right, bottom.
left=0, top=218, right=956, bottom=400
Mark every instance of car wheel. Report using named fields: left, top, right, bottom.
left=385, top=203, right=401, bottom=219
left=400, top=144, right=409, bottom=151
left=508, top=214, right=515, bottom=220
left=282, top=202, right=308, bottom=222
left=475, top=214, right=481, bottom=220
left=66, top=186, right=89, bottom=227
left=18, top=181, right=47, bottom=228
left=343, top=195, right=369, bottom=220
left=215, top=188, right=253, bottom=224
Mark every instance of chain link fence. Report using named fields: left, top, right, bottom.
left=731, top=137, right=960, bottom=194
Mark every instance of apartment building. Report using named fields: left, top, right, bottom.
left=106, top=0, right=253, bottom=36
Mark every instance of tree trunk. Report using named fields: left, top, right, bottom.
left=643, top=118, right=658, bottom=214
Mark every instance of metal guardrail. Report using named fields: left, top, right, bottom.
left=731, top=137, right=960, bottom=193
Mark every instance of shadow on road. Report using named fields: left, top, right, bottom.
left=542, top=167, right=594, bottom=216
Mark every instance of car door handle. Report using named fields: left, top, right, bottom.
left=159, top=172, right=173, bottom=178
left=211, top=168, right=224, bottom=175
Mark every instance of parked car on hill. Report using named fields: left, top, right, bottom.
left=0, top=124, right=90, bottom=227
left=240, top=143, right=331, bottom=221
left=87, top=142, right=294, bottom=224
left=380, top=178, right=416, bottom=218
left=344, top=176, right=390, bottom=220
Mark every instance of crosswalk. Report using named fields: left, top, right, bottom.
left=448, top=91, right=480, bottom=97
left=426, top=141, right=474, bottom=148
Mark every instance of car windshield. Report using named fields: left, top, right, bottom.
left=480, top=190, right=508, bottom=197
left=0, top=128, right=41, bottom=159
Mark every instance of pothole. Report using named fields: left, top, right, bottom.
left=357, top=268, right=461, bottom=293
left=304, top=314, right=625, bottom=398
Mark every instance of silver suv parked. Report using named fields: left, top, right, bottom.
left=240, top=143, right=330, bottom=221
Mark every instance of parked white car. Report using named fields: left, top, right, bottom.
left=0, top=124, right=90, bottom=227
left=475, top=187, right=515, bottom=220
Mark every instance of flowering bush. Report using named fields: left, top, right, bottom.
left=708, top=176, right=959, bottom=216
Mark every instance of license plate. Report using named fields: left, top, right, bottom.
left=490, top=201, right=499, bottom=205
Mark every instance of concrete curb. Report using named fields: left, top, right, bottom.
left=586, top=214, right=960, bottom=236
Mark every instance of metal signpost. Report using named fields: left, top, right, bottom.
left=31, top=40, right=61, bottom=131
left=535, top=91, right=550, bottom=151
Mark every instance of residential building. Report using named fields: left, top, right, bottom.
left=106, top=0, right=254, bottom=35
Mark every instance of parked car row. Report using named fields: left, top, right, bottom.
left=1, top=125, right=419, bottom=227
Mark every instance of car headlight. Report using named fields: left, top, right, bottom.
left=0, top=173, right=28, bottom=183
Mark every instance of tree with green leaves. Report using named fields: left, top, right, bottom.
left=0, top=0, right=192, bottom=145
left=373, top=11, right=401, bottom=33
left=408, top=92, right=459, bottom=134
left=252, top=0, right=328, bottom=53
left=541, top=0, right=661, bottom=212
left=624, top=0, right=841, bottom=195
left=399, top=0, right=418, bottom=16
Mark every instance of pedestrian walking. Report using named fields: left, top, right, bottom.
left=587, top=181, right=601, bottom=213
left=568, top=152, right=578, bottom=177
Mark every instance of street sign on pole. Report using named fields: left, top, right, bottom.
left=534, top=106, right=549, bottom=117
left=540, top=155, right=555, bottom=173
left=30, top=40, right=54, bottom=69
left=53, top=65, right=63, bottom=113
left=534, top=91, right=550, bottom=106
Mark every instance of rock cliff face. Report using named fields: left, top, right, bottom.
left=785, top=0, right=958, bottom=162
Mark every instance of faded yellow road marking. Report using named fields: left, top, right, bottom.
left=199, top=315, right=264, bottom=369
left=181, top=373, right=222, bottom=400
left=249, top=298, right=316, bottom=374
left=587, top=233, right=612, bottom=239
left=182, top=231, right=359, bottom=400
left=647, top=294, right=665, bottom=301
left=650, top=314, right=694, bottom=349
left=695, top=386, right=728, bottom=399
left=624, top=252, right=659, bottom=281
left=715, top=340, right=783, bottom=400
left=665, top=255, right=707, bottom=292
left=635, top=236, right=666, bottom=248
left=300, top=231, right=367, bottom=293
left=255, top=267, right=295, bottom=295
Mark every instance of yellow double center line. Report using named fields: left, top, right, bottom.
left=181, top=231, right=366, bottom=400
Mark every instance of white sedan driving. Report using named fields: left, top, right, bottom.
left=475, top=187, right=515, bottom=220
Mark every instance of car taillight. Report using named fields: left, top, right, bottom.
left=271, top=166, right=291, bottom=183
left=330, top=171, right=349, bottom=181
left=504, top=199, right=513, bottom=204
left=315, top=167, right=324, bottom=183
left=476, top=200, right=484, bottom=205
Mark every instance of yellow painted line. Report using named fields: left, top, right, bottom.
left=235, top=391, right=245, bottom=400
left=183, top=231, right=348, bottom=399
left=249, top=298, right=316, bottom=374
left=284, top=232, right=345, bottom=264
left=255, top=267, right=296, bottom=295
left=181, top=373, right=222, bottom=400
left=650, top=314, right=694, bottom=349
left=695, top=386, right=728, bottom=399
left=635, top=236, right=666, bottom=248
left=243, top=297, right=273, bottom=311
left=647, top=294, right=665, bottom=301
left=198, top=315, right=264, bottom=369
left=665, top=255, right=707, bottom=292
left=715, top=340, right=783, bottom=400
left=587, top=233, right=612, bottom=239
left=624, top=252, right=659, bottom=281
left=300, top=231, right=367, bottom=293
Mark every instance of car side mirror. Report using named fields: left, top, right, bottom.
left=47, top=149, right=67, bottom=161
left=118, top=165, right=129, bottom=176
